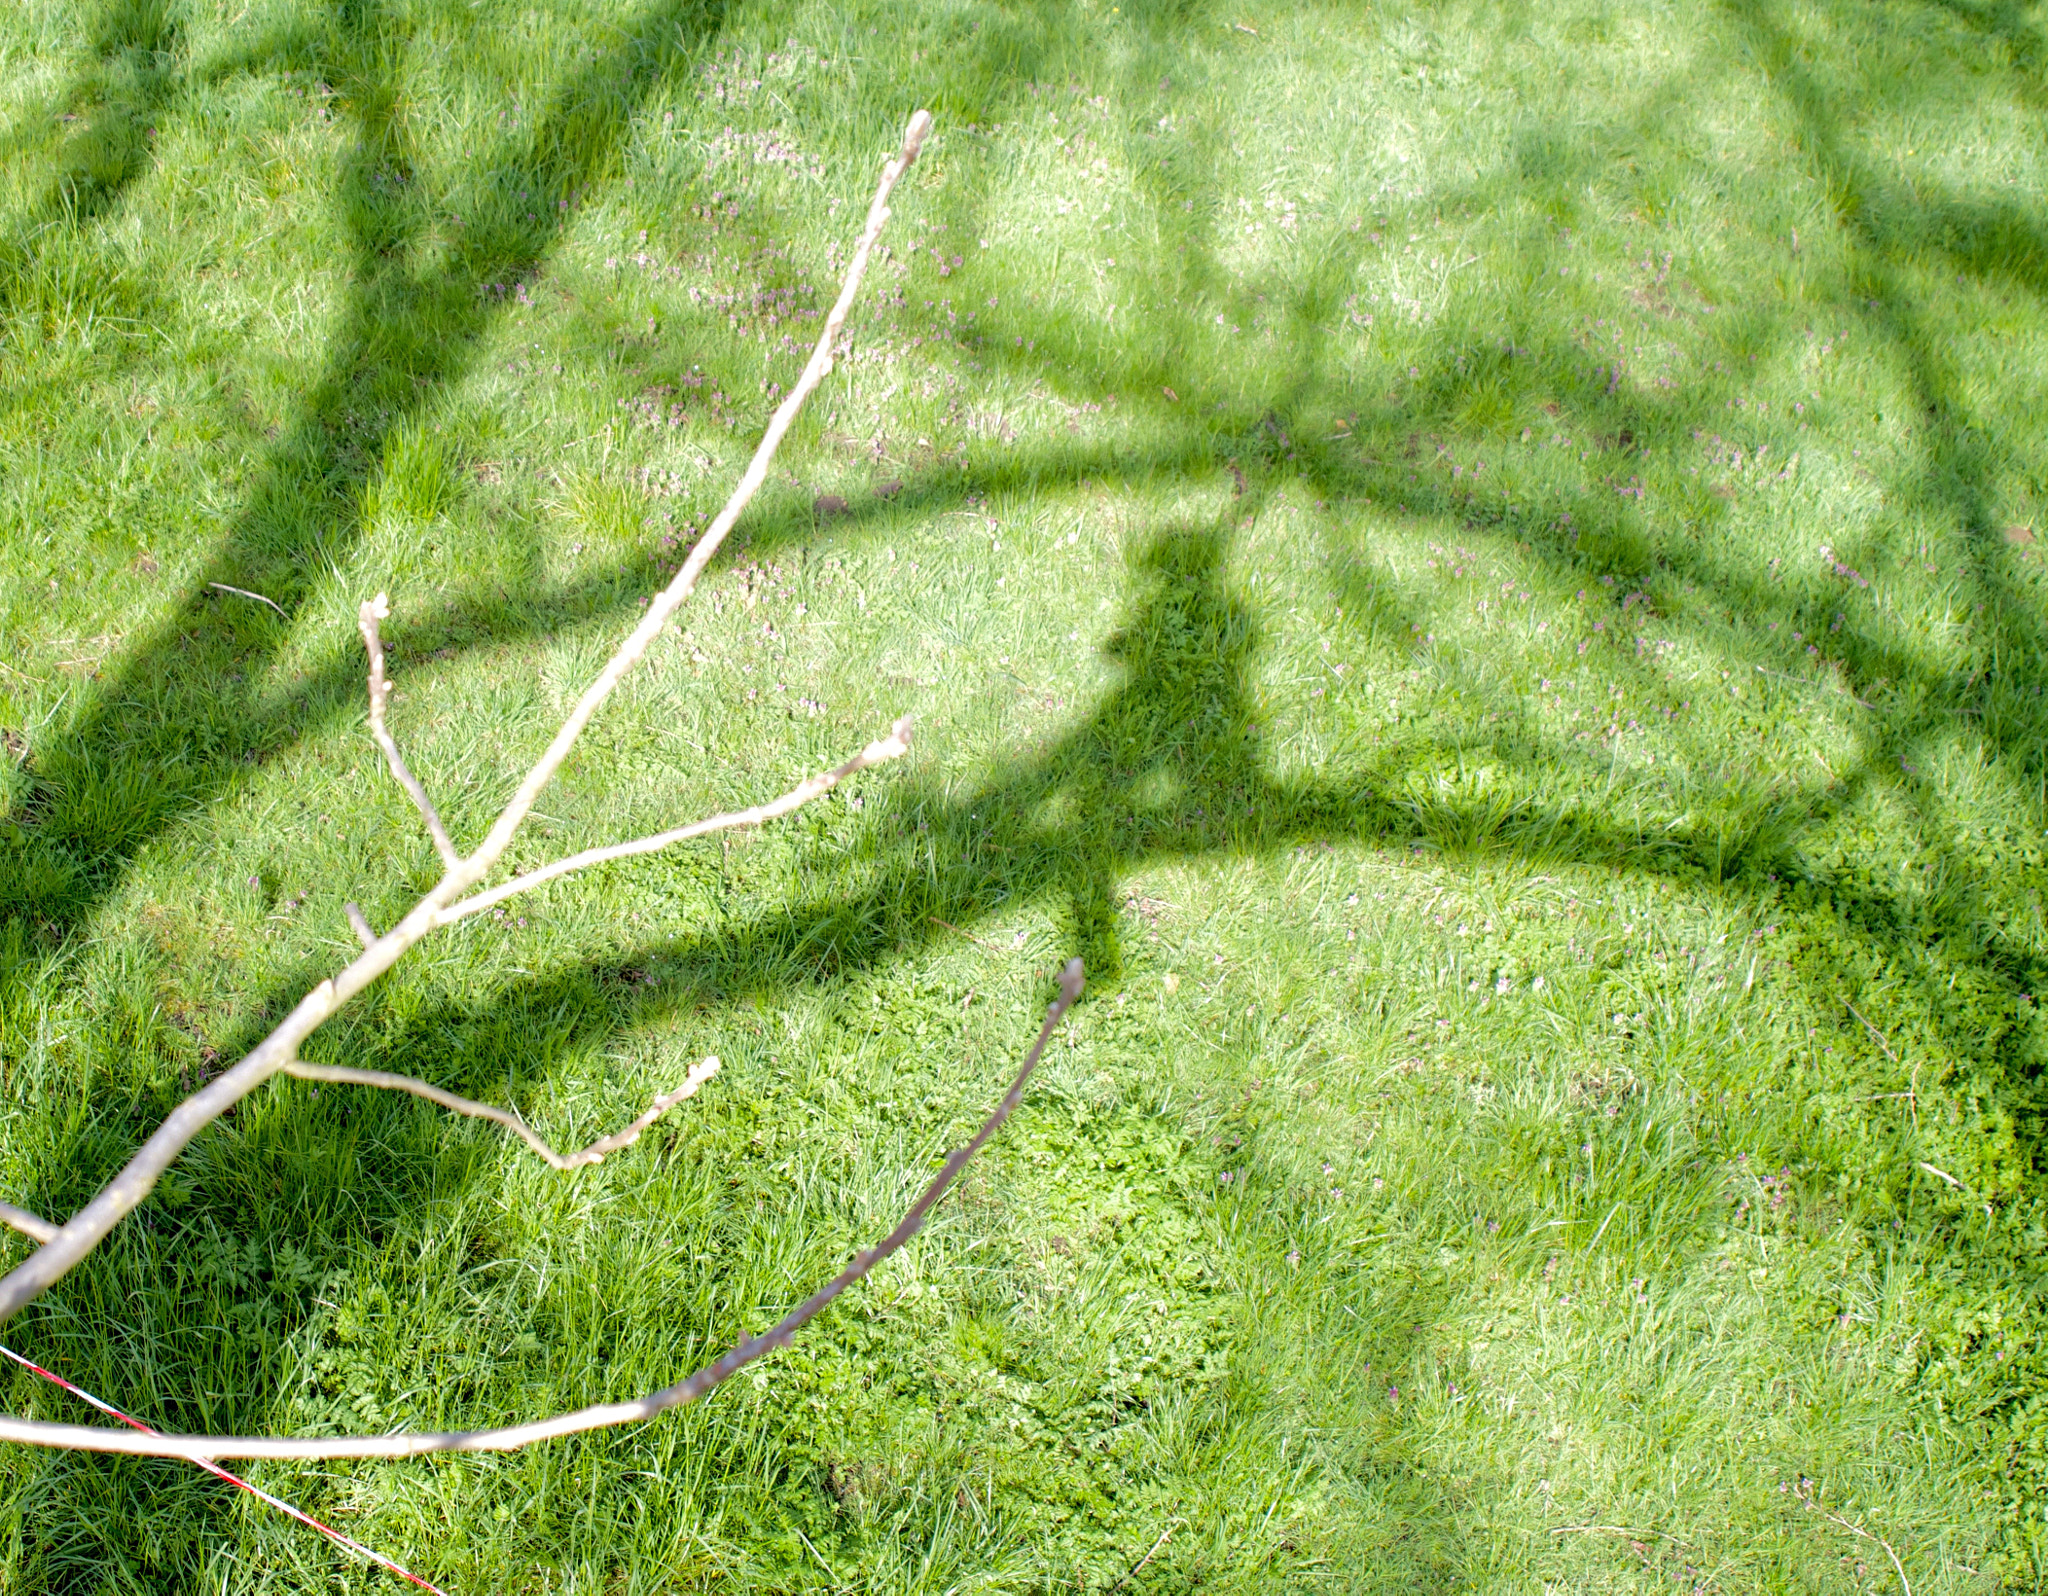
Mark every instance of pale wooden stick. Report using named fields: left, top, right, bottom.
left=282, top=1056, right=719, bottom=1170
left=457, top=108, right=934, bottom=887
left=0, top=1204, right=55, bottom=1246
left=358, top=592, right=460, bottom=870
left=208, top=582, right=289, bottom=618
left=0, top=109, right=934, bottom=1329
left=437, top=719, right=911, bottom=927
left=0, top=962, right=1082, bottom=1458
left=343, top=902, right=378, bottom=950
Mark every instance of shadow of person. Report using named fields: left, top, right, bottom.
left=587, top=508, right=1392, bottom=1007
left=937, top=514, right=1333, bottom=978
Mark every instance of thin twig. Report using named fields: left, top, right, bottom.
left=0, top=1344, right=447, bottom=1594
left=1847, top=1001, right=1915, bottom=1131
left=343, top=902, right=377, bottom=950
left=208, top=583, right=289, bottom=618
left=929, top=915, right=1015, bottom=955
left=1844, top=1002, right=1898, bottom=1063
left=1917, top=1161, right=1964, bottom=1190
left=0, top=959, right=1082, bottom=1458
left=1111, top=1516, right=1186, bottom=1590
left=454, top=108, right=933, bottom=891
left=438, top=718, right=912, bottom=927
left=0, top=109, right=933, bottom=1328
left=358, top=593, right=461, bottom=870
left=281, top=1056, right=720, bottom=1171
left=0, top=1204, right=55, bottom=1246
left=1793, top=1479, right=1911, bottom=1595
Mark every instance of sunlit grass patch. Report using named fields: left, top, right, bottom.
left=2, top=0, right=2046, bottom=1590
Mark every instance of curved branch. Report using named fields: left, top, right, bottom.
left=0, top=960, right=1082, bottom=1459
left=281, top=1056, right=720, bottom=1171
left=0, top=109, right=935, bottom=1328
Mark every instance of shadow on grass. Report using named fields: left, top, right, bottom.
left=0, top=0, right=182, bottom=269
left=0, top=0, right=741, bottom=1585
left=3, top=0, right=2048, bottom=1585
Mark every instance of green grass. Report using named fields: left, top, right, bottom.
left=2, top=0, right=2047, bottom=1589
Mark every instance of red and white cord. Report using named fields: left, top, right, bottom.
left=0, top=1342, right=447, bottom=1594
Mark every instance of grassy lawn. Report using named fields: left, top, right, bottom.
left=3, top=0, right=2047, bottom=1589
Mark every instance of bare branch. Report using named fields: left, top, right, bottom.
left=358, top=592, right=461, bottom=871
left=439, top=717, right=912, bottom=927
left=0, top=959, right=1081, bottom=1458
left=0, top=1204, right=55, bottom=1246
left=0, top=1344, right=454, bottom=1594
left=456, top=109, right=933, bottom=880
left=281, top=1055, right=720, bottom=1171
left=343, top=902, right=378, bottom=950
left=0, top=110, right=934, bottom=1327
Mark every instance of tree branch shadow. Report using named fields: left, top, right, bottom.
left=5, top=0, right=2048, bottom=1584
